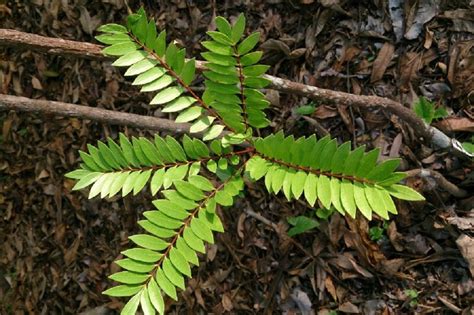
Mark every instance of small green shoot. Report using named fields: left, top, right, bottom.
left=287, top=215, right=319, bottom=236
left=404, top=289, right=419, bottom=307
left=316, top=207, right=334, bottom=220
left=413, top=97, right=448, bottom=124
left=462, top=136, right=474, bottom=155
left=369, top=221, right=388, bottom=241
left=295, top=102, right=317, bottom=115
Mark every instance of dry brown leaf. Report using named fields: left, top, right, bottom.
left=260, top=39, right=291, bottom=55
left=370, top=42, right=395, bottom=83
left=290, top=288, right=313, bottom=315
left=338, top=301, right=360, bottom=313
left=31, top=76, right=42, bottom=90
left=221, top=293, right=233, bottom=312
left=325, top=276, right=337, bottom=301
left=443, top=9, right=474, bottom=34
left=404, top=0, right=440, bottom=40
left=447, top=215, right=474, bottom=231
left=456, top=234, right=474, bottom=276
left=313, top=105, right=338, bottom=119
left=399, top=51, right=422, bottom=91
left=447, top=40, right=474, bottom=99
left=435, top=117, right=474, bottom=132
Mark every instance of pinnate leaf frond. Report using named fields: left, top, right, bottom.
left=65, top=133, right=247, bottom=199
left=96, top=8, right=227, bottom=141
left=102, top=173, right=244, bottom=314
left=246, top=132, right=424, bottom=220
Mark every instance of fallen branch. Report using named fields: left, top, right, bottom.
left=0, top=28, right=471, bottom=159
left=0, top=94, right=190, bottom=134
left=405, top=168, right=468, bottom=198
left=0, top=29, right=105, bottom=59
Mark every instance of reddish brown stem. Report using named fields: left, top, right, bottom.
left=106, top=147, right=255, bottom=172
left=128, top=33, right=237, bottom=134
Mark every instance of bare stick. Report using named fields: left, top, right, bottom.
left=0, top=28, right=471, bottom=159
left=0, top=94, right=190, bottom=134
left=405, top=168, right=468, bottom=198
left=0, top=29, right=105, bottom=59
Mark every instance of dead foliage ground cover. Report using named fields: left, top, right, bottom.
left=0, top=0, right=473, bottom=314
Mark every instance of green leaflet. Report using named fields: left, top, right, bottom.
left=140, top=288, right=155, bottom=315
left=122, top=292, right=141, bottom=315
left=115, top=258, right=155, bottom=273
left=109, top=271, right=149, bottom=285
left=147, top=278, right=165, bottom=314
left=103, top=284, right=143, bottom=297
left=121, top=248, right=162, bottom=263
left=162, top=258, right=185, bottom=289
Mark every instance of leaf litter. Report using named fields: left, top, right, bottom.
left=0, top=0, right=473, bottom=314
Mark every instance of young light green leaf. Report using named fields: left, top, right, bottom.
left=147, top=278, right=165, bottom=314
left=387, top=184, right=425, bottom=201
left=103, top=42, right=138, bottom=56
left=140, top=288, right=155, bottom=315
left=150, top=169, right=165, bottom=195
left=174, top=180, right=204, bottom=201
left=317, top=175, right=331, bottom=209
left=162, top=258, right=185, bottom=289
left=109, top=271, right=149, bottom=285
left=141, top=75, right=174, bottom=92
left=121, top=292, right=141, bottom=315
left=237, top=32, right=260, bottom=55
left=203, top=124, right=225, bottom=141
left=129, top=234, right=169, bottom=251
left=113, top=50, right=148, bottom=67
left=150, top=86, right=184, bottom=105
left=103, top=284, right=143, bottom=297
left=190, top=217, right=214, bottom=243
left=215, top=16, right=233, bottom=37
left=169, top=247, right=191, bottom=277
left=231, top=13, right=246, bottom=43
left=175, top=106, right=203, bottom=123
left=98, top=23, right=128, bottom=33
left=115, top=258, right=155, bottom=273
left=156, top=268, right=177, bottom=300
left=121, top=248, right=162, bottom=263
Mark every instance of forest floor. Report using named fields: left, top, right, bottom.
left=0, top=0, right=473, bottom=314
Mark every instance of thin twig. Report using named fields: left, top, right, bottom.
left=0, top=28, right=471, bottom=159
left=302, top=116, right=330, bottom=137
left=0, top=94, right=190, bottom=134
left=405, top=168, right=468, bottom=198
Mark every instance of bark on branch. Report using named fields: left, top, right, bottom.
left=0, top=94, right=190, bottom=134
left=0, top=28, right=471, bottom=159
left=405, top=168, right=468, bottom=198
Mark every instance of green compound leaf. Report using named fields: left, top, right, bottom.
left=69, top=11, right=427, bottom=315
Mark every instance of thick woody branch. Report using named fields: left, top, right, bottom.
left=0, top=94, right=190, bottom=134
left=0, top=28, right=471, bottom=159
left=267, top=76, right=472, bottom=159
